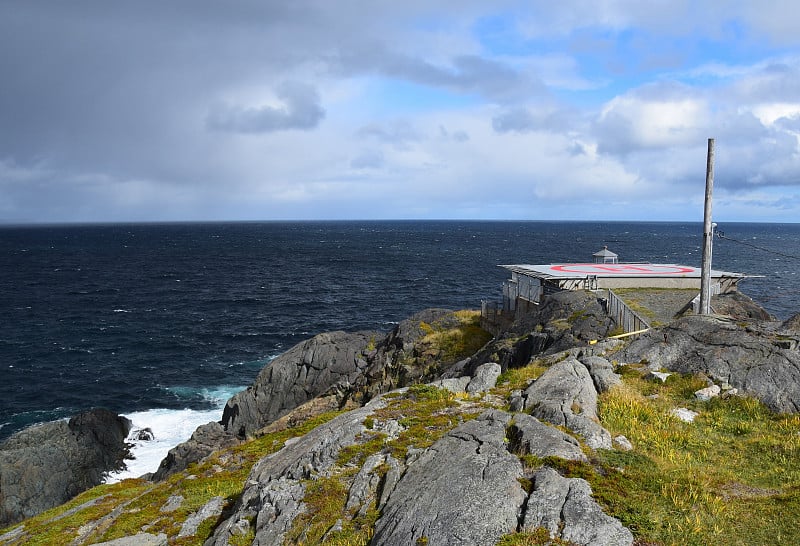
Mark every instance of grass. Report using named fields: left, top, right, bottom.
left=416, top=310, right=493, bottom=365
left=494, top=360, right=549, bottom=395
left=284, top=384, right=483, bottom=544
left=9, top=308, right=800, bottom=546
left=0, top=410, right=346, bottom=546
left=569, top=369, right=800, bottom=545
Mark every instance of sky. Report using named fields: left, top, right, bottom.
left=2, top=1, right=800, bottom=224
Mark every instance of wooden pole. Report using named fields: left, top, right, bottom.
left=700, top=138, right=715, bottom=315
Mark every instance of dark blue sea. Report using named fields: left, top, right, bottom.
left=1, top=221, right=798, bottom=473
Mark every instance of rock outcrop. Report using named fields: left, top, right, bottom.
left=221, top=330, right=375, bottom=438
left=206, top=398, right=387, bottom=545
left=151, top=422, right=239, bottom=481
left=616, top=314, right=800, bottom=413
left=12, top=289, right=795, bottom=544
left=522, top=357, right=613, bottom=449
left=509, top=290, right=616, bottom=351
left=524, top=467, right=633, bottom=545
left=372, top=410, right=527, bottom=546
left=0, top=408, right=131, bottom=527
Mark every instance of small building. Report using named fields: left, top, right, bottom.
left=593, top=246, right=618, bottom=264
left=499, top=247, right=747, bottom=315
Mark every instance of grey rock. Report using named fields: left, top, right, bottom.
left=523, top=466, right=633, bottom=545
left=130, top=427, right=154, bottom=441
left=459, top=332, right=551, bottom=377
left=371, top=410, right=527, bottom=546
left=511, top=291, right=616, bottom=354
left=508, top=413, right=587, bottom=462
left=722, top=387, right=739, bottom=398
left=614, top=435, right=633, bottom=451
left=695, top=384, right=721, bottom=402
left=377, top=455, right=402, bottom=510
left=93, top=533, right=168, bottom=546
left=160, top=494, right=184, bottom=513
left=646, top=371, right=672, bottom=383
left=580, top=356, right=622, bottom=393
left=466, top=362, right=502, bottom=393
left=152, top=421, right=239, bottom=481
left=617, top=314, right=800, bottom=413
left=429, top=376, right=471, bottom=393
left=672, top=408, right=699, bottom=422
left=207, top=398, right=386, bottom=546
left=0, top=408, right=131, bottom=527
left=345, top=453, right=386, bottom=516
left=523, top=357, right=612, bottom=449
left=509, top=389, right=525, bottom=412
left=179, top=496, right=224, bottom=538
left=221, top=330, right=375, bottom=438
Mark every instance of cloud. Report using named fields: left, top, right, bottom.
left=356, top=121, right=421, bottom=148
left=206, top=82, right=325, bottom=133
left=491, top=107, right=572, bottom=134
left=350, top=150, right=385, bottom=169
left=4, top=2, right=800, bottom=223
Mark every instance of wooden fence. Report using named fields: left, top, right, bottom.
left=606, top=289, right=650, bottom=334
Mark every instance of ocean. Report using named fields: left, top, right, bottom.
left=2, top=221, right=798, bottom=477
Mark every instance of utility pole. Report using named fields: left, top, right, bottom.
left=700, top=138, right=715, bottom=315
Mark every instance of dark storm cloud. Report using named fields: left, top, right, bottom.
left=329, top=47, right=546, bottom=103
left=206, top=82, right=325, bottom=133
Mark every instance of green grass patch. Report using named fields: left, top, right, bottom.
left=494, top=361, right=549, bottom=397
left=3, top=410, right=346, bottom=546
left=496, top=528, right=576, bottom=545
left=416, top=310, right=493, bottom=364
left=580, top=372, right=800, bottom=545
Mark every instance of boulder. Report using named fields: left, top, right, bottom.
left=580, top=355, right=622, bottom=393
left=151, top=421, right=239, bottom=481
left=513, top=291, right=616, bottom=353
left=371, top=410, right=528, bottom=546
left=466, top=362, right=502, bottom=393
left=617, top=315, right=800, bottom=413
left=523, top=357, right=612, bottom=449
left=523, top=466, right=633, bottom=545
left=508, top=413, right=587, bottom=462
left=0, top=408, right=131, bottom=526
left=221, top=330, right=375, bottom=438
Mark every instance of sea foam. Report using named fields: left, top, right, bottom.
left=106, top=385, right=244, bottom=483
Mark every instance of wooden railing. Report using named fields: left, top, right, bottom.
left=606, top=289, right=650, bottom=334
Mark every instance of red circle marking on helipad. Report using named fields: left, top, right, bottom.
left=549, top=264, right=696, bottom=275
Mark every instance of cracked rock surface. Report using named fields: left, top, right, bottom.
left=524, top=467, right=633, bottom=545
left=371, top=410, right=527, bottom=546
left=206, top=398, right=386, bottom=546
left=617, top=314, right=800, bottom=413
left=523, top=357, right=612, bottom=449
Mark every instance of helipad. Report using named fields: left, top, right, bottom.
left=500, top=262, right=747, bottom=294
left=503, top=263, right=729, bottom=279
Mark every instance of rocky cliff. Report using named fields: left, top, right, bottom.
left=3, top=291, right=800, bottom=545
left=0, top=408, right=131, bottom=527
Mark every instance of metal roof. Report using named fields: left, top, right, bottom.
left=592, top=246, right=618, bottom=258
left=500, top=263, right=748, bottom=280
